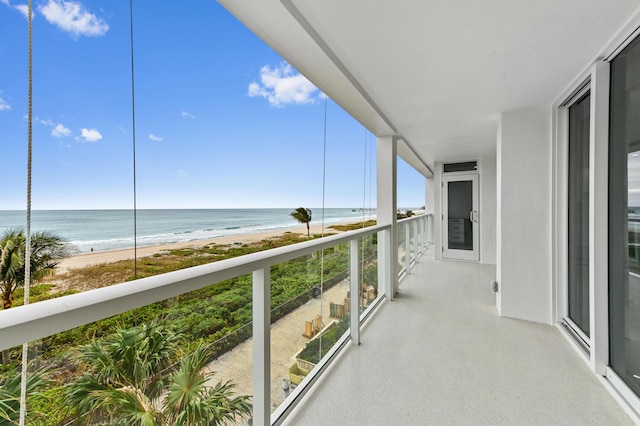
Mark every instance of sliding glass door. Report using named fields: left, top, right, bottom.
left=609, top=35, right=640, bottom=397
left=567, top=92, right=591, bottom=339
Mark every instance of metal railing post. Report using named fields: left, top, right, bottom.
left=378, top=228, right=393, bottom=300
left=253, top=267, right=270, bottom=426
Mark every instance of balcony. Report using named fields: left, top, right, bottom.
left=0, top=216, right=425, bottom=424
left=285, top=256, right=633, bottom=425
left=1, top=213, right=633, bottom=424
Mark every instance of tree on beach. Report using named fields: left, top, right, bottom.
left=0, top=228, right=75, bottom=363
left=63, top=322, right=252, bottom=425
left=290, top=207, right=312, bottom=237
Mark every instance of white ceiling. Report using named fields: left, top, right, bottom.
left=219, top=0, right=640, bottom=176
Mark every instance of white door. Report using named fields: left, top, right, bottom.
left=442, top=173, right=479, bottom=261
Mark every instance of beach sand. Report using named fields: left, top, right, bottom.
left=58, top=223, right=343, bottom=272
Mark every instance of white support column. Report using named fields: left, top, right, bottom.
left=378, top=229, right=392, bottom=299
left=426, top=176, right=435, bottom=218
left=497, top=108, right=552, bottom=323
left=377, top=135, right=398, bottom=298
left=404, top=222, right=411, bottom=273
left=349, top=239, right=360, bottom=345
left=252, top=268, right=270, bottom=425
left=589, top=61, right=610, bottom=375
left=434, top=163, right=443, bottom=260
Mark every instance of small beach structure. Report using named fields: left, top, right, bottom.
left=303, top=314, right=324, bottom=338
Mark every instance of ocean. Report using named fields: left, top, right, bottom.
left=0, top=208, right=375, bottom=253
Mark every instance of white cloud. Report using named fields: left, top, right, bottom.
left=51, top=123, right=71, bottom=138
left=14, top=3, right=29, bottom=18
left=248, top=62, right=319, bottom=107
left=79, top=128, right=102, bottom=142
left=0, top=94, right=10, bottom=111
left=38, top=0, right=108, bottom=38
left=181, top=111, right=194, bottom=119
left=0, top=0, right=32, bottom=19
left=149, top=133, right=163, bottom=141
left=40, top=118, right=54, bottom=125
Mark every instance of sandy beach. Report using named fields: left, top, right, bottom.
left=58, top=222, right=344, bottom=272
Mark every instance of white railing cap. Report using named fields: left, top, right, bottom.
left=0, top=224, right=390, bottom=351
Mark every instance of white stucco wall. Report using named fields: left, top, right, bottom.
left=480, top=152, right=497, bottom=265
left=433, top=162, right=443, bottom=260
left=497, top=108, right=552, bottom=324
left=425, top=177, right=434, bottom=216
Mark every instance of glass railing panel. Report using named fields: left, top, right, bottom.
left=1, top=277, right=254, bottom=425
left=397, top=223, right=406, bottom=275
left=408, top=222, right=416, bottom=264
left=271, top=242, right=350, bottom=413
left=359, top=233, right=379, bottom=320
left=268, top=250, right=318, bottom=411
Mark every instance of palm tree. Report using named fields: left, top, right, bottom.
left=0, top=228, right=75, bottom=311
left=0, top=228, right=75, bottom=364
left=290, top=207, right=312, bottom=237
left=0, top=365, right=47, bottom=423
left=63, top=322, right=252, bottom=425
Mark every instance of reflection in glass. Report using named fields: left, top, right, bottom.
left=567, top=92, right=591, bottom=337
left=447, top=181, right=473, bottom=250
left=609, top=34, right=640, bottom=398
left=271, top=244, right=351, bottom=412
left=359, top=233, right=379, bottom=319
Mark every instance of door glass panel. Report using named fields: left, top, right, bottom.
left=568, top=92, right=591, bottom=337
left=447, top=180, right=472, bottom=250
left=609, top=34, right=640, bottom=397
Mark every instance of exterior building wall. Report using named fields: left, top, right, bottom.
left=433, top=162, right=443, bottom=260
left=497, top=108, right=553, bottom=324
left=480, top=151, right=497, bottom=265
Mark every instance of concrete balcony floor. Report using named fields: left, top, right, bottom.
left=284, top=252, right=633, bottom=425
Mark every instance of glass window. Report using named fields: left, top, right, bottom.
left=609, top=35, right=640, bottom=397
left=568, top=92, right=591, bottom=337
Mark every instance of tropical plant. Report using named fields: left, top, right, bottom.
left=290, top=207, right=312, bottom=237
left=62, top=322, right=252, bottom=425
left=0, top=228, right=75, bottom=364
left=0, top=228, right=75, bottom=311
left=0, top=365, right=48, bottom=424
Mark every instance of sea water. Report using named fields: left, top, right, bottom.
left=0, top=209, right=375, bottom=253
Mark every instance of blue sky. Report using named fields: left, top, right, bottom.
left=0, top=0, right=424, bottom=210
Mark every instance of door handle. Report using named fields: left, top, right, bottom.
left=470, top=211, right=479, bottom=223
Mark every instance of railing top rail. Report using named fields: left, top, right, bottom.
left=397, top=213, right=431, bottom=224
left=0, top=223, right=390, bottom=351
